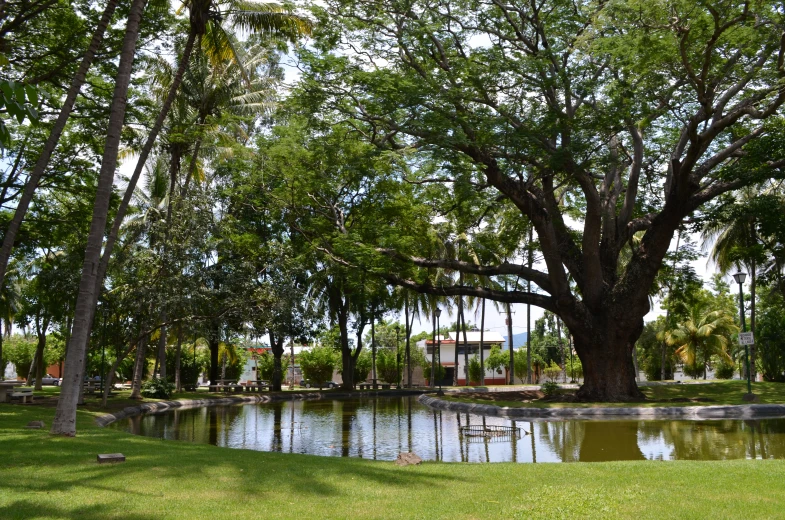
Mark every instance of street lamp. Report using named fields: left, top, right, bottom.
left=100, top=302, right=109, bottom=394
left=395, top=324, right=400, bottom=388
left=733, top=272, right=753, bottom=396
left=435, top=309, right=443, bottom=396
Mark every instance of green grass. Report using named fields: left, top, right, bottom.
left=442, top=380, right=785, bottom=408
left=1, top=404, right=785, bottom=519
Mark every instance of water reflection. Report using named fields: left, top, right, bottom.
left=115, top=397, right=785, bottom=463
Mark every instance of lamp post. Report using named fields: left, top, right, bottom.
left=733, top=272, right=753, bottom=395
left=100, top=302, right=109, bottom=394
left=435, top=309, right=443, bottom=396
left=395, top=324, right=400, bottom=388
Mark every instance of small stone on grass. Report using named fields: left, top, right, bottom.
left=97, top=453, right=126, bottom=464
left=395, top=452, right=422, bottom=466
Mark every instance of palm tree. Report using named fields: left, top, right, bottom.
left=702, top=187, right=762, bottom=375
left=51, top=0, right=148, bottom=436
left=665, top=303, right=738, bottom=379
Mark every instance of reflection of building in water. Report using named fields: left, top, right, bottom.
left=420, top=330, right=508, bottom=386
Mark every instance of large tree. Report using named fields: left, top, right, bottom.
left=294, top=0, right=785, bottom=400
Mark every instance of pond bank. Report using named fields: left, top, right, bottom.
left=95, top=388, right=427, bottom=426
left=419, top=394, right=785, bottom=420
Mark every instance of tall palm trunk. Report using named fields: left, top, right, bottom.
left=130, top=334, right=148, bottom=399
left=0, top=0, right=120, bottom=288
left=174, top=329, right=182, bottom=392
left=479, top=298, right=486, bottom=385
left=77, top=30, right=199, bottom=364
left=404, top=296, right=410, bottom=387
left=527, top=227, right=532, bottom=383
left=51, top=0, right=147, bottom=436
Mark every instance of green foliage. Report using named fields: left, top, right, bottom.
left=422, top=363, right=445, bottom=382
left=467, top=355, right=483, bottom=384
left=665, top=301, right=738, bottom=379
left=512, top=348, right=528, bottom=383
left=0, top=78, right=38, bottom=148
left=255, top=351, right=289, bottom=381
left=540, top=381, right=559, bottom=397
left=141, top=377, right=174, bottom=399
left=2, top=335, right=37, bottom=377
left=757, top=288, right=785, bottom=382
left=375, top=348, right=400, bottom=384
left=352, top=349, right=372, bottom=383
left=485, top=345, right=508, bottom=374
left=565, top=356, right=583, bottom=382
left=714, top=361, right=735, bottom=380
left=542, top=361, right=562, bottom=383
left=638, top=318, right=674, bottom=381
left=298, top=346, right=337, bottom=387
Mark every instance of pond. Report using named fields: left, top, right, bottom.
left=110, top=396, right=785, bottom=463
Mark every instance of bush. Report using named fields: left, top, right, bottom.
left=299, top=346, right=338, bottom=388
left=543, top=360, right=562, bottom=382
left=422, top=363, right=445, bottom=382
left=714, top=361, right=735, bottom=379
left=467, top=355, right=483, bottom=384
left=565, top=356, right=583, bottom=382
left=376, top=348, right=400, bottom=384
left=141, top=377, right=174, bottom=399
left=486, top=345, right=508, bottom=374
left=541, top=380, right=559, bottom=397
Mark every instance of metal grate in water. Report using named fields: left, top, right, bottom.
left=459, top=424, right=527, bottom=442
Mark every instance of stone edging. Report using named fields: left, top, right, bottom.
left=418, top=394, right=785, bottom=421
left=96, top=389, right=426, bottom=427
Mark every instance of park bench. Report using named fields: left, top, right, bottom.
left=207, top=384, right=244, bottom=393
left=11, top=388, right=33, bottom=404
left=242, top=380, right=269, bottom=392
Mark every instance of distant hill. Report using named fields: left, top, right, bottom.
left=502, top=332, right=529, bottom=350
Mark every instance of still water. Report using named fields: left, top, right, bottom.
left=111, top=397, right=785, bottom=463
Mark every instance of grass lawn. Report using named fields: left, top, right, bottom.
left=1, top=404, right=785, bottom=519
left=442, top=380, right=785, bottom=409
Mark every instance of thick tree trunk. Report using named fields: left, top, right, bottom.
left=51, top=0, right=146, bottom=436
left=479, top=298, right=485, bottom=385
left=208, top=337, right=219, bottom=389
left=338, top=305, right=354, bottom=390
left=130, top=335, right=148, bottom=400
left=269, top=331, right=284, bottom=392
left=33, top=317, right=49, bottom=391
left=0, top=0, right=120, bottom=289
left=575, top=326, right=644, bottom=402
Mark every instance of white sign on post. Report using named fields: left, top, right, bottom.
left=739, top=332, right=755, bottom=345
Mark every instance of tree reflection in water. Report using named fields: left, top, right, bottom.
left=112, top=397, right=785, bottom=463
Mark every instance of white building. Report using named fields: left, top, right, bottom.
left=420, top=330, right=509, bottom=385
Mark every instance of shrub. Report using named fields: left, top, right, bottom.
left=543, top=360, right=562, bottom=382
left=714, top=361, right=735, bottom=379
left=486, top=345, right=508, bottom=374
left=565, top=356, right=583, bottom=382
left=299, top=346, right=338, bottom=388
left=541, top=380, right=559, bottom=397
left=422, top=363, right=445, bottom=382
left=376, top=348, right=400, bottom=384
left=141, top=377, right=174, bottom=399
left=467, top=355, right=483, bottom=384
